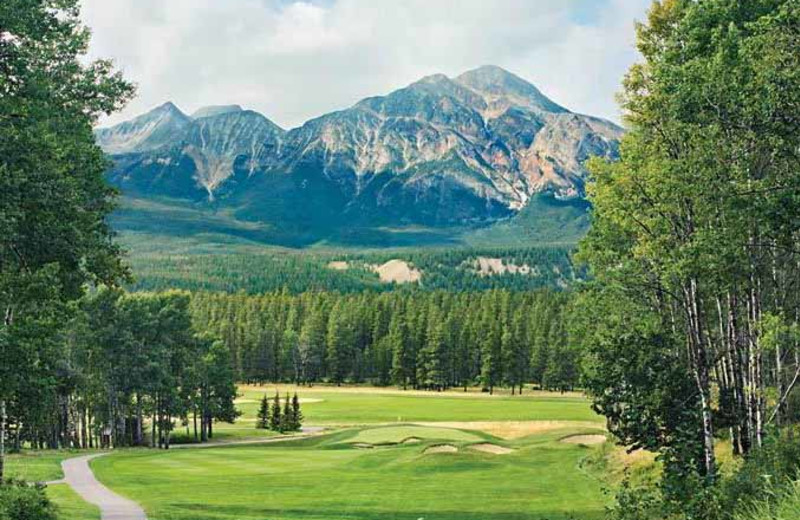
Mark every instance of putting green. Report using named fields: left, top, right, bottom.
left=92, top=428, right=608, bottom=520
left=343, top=425, right=484, bottom=445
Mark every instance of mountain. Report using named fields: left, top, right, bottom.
left=95, top=102, right=192, bottom=155
left=97, top=66, right=623, bottom=248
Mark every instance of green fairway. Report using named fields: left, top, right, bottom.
left=232, top=385, right=602, bottom=427
left=93, top=428, right=608, bottom=520
left=47, top=484, right=101, bottom=520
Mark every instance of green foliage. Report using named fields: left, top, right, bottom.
left=256, top=395, right=270, bottom=430
left=290, top=394, right=303, bottom=432
left=123, top=243, right=579, bottom=294
left=0, top=481, right=57, bottom=520
left=191, top=289, right=579, bottom=392
left=269, top=392, right=281, bottom=432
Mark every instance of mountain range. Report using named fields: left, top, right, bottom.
left=98, top=66, right=623, bottom=248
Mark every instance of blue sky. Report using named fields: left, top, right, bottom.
left=83, top=0, right=652, bottom=128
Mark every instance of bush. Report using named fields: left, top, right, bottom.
left=0, top=480, right=58, bottom=520
left=721, top=432, right=800, bottom=512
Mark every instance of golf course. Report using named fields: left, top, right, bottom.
left=8, top=385, right=611, bottom=520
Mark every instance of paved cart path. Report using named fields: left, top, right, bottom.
left=61, top=454, right=146, bottom=520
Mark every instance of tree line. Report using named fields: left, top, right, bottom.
left=575, top=1, right=800, bottom=518
left=190, top=289, right=579, bottom=393
left=126, top=246, right=578, bottom=295
left=5, top=289, right=239, bottom=453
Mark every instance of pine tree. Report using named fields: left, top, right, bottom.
left=280, top=394, right=292, bottom=432
left=291, top=393, right=303, bottom=431
left=256, top=394, right=270, bottom=429
left=269, top=391, right=282, bottom=431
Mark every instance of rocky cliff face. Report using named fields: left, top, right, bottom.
left=97, top=66, right=622, bottom=227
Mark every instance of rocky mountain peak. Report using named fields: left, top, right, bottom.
left=100, top=66, right=624, bottom=230
left=191, top=105, right=245, bottom=119
left=455, top=65, right=568, bottom=115
left=94, top=101, right=192, bottom=155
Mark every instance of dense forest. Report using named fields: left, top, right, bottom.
left=190, top=289, right=578, bottom=392
left=125, top=245, right=579, bottom=294
left=574, top=1, right=800, bottom=518
left=5, top=290, right=238, bottom=452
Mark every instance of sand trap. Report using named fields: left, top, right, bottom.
left=327, top=261, right=349, bottom=271
left=401, top=437, right=422, bottom=445
left=413, top=421, right=604, bottom=440
left=352, top=443, right=375, bottom=449
left=469, top=443, right=514, bottom=455
left=424, top=444, right=458, bottom=454
left=371, top=260, right=422, bottom=284
left=561, top=435, right=607, bottom=445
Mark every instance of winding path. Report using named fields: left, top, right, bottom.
left=60, top=454, right=146, bottom=520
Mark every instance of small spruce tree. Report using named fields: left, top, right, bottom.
left=280, top=394, right=292, bottom=433
left=269, top=391, right=282, bottom=431
left=256, top=394, right=270, bottom=429
left=291, top=393, right=303, bottom=431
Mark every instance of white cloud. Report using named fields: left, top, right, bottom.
left=81, top=0, right=651, bottom=128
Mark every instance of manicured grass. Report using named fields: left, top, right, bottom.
left=235, top=384, right=602, bottom=426
left=343, top=425, right=485, bottom=445
left=92, top=428, right=609, bottom=520
left=47, top=484, right=101, bottom=520
left=4, top=450, right=94, bottom=482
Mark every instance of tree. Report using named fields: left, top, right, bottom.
left=576, top=0, right=800, bottom=511
left=280, top=394, right=292, bottom=433
left=291, top=393, right=303, bottom=432
left=0, top=0, right=134, bottom=478
left=269, top=392, right=281, bottom=431
left=256, top=395, right=270, bottom=430
left=389, top=314, right=411, bottom=390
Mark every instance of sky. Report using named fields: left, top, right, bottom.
left=82, top=0, right=652, bottom=129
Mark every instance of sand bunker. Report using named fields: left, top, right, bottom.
left=401, top=437, right=422, bottom=445
left=469, top=443, right=514, bottom=455
left=413, top=421, right=604, bottom=440
left=352, top=443, right=375, bottom=449
left=371, top=260, right=422, bottom=284
left=424, top=444, right=458, bottom=454
left=561, top=435, right=607, bottom=446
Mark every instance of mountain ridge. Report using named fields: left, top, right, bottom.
left=98, top=66, right=623, bottom=247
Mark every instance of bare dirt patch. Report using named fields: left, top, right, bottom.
left=327, top=261, right=349, bottom=271
left=471, top=257, right=535, bottom=277
left=371, top=260, right=422, bottom=284
left=561, top=434, right=607, bottom=446
left=469, top=443, right=514, bottom=455
left=413, top=421, right=603, bottom=440
left=424, top=444, right=458, bottom=454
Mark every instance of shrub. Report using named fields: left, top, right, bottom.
left=0, top=480, right=58, bottom=520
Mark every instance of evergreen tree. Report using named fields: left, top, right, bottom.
left=291, top=393, right=303, bottom=432
left=269, top=392, right=281, bottom=431
left=280, top=394, right=292, bottom=433
left=256, top=394, right=270, bottom=430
